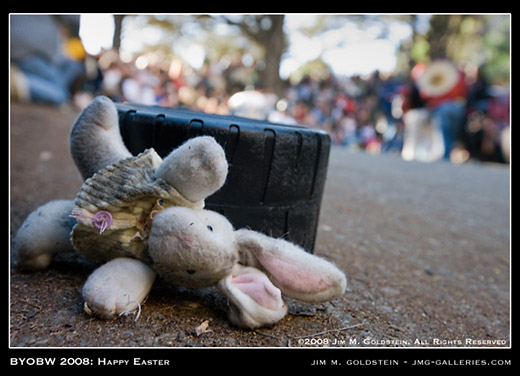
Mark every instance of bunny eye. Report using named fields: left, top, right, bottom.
left=207, top=225, right=213, bottom=232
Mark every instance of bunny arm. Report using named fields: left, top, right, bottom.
left=13, top=199, right=76, bottom=270
left=235, top=229, right=347, bottom=303
left=218, top=264, right=288, bottom=329
left=82, top=257, right=156, bottom=319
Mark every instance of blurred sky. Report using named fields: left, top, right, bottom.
left=79, top=14, right=421, bottom=78
left=281, top=14, right=414, bottom=77
left=79, top=14, right=115, bottom=54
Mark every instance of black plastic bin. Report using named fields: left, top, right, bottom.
left=116, top=103, right=331, bottom=253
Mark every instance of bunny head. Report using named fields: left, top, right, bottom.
left=146, top=205, right=347, bottom=329
left=148, top=207, right=238, bottom=288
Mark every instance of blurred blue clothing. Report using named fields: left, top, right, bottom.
left=17, top=55, right=84, bottom=105
left=432, top=100, right=466, bottom=159
left=10, top=15, right=84, bottom=105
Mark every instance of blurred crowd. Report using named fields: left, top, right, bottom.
left=278, top=62, right=510, bottom=164
left=10, top=15, right=510, bottom=164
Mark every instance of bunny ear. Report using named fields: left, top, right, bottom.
left=235, top=229, right=347, bottom=303
left=218, top=264, right=288, bottom=329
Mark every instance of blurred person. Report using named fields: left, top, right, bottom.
left=467, top=65, right=491, bottom=113
left=401, top=107, right=445, bottom=162
left=101, top=61, right=124, bottom=101
left=465, top=65, right=510, bottom=163
left=10, top=15, right=85, bottom=105
left=501, top=125, right=510, bottom=163
left=479, top=89, right=510, bottom=163
left=121, top=69, right=158, bottom=105
left=381, top=120, right=404, bottom=154
left=333, top=93, right=357, bottom=120
left=268, top=99, right=297, bottom=125
left=416, top=60, right=468, bottom=160
left=359, top=124, right=381, bottom=154
left=336, top=114, right=358, bottom=147
left=227, top=90, right=274, bottom=120
left=399, top=64, right=444, bottom=162
left=10, top=63, right=29, bottom=102
left=377, top=74, right=404, bottom=153
left=296, top=76, right=315, bottom=105
left=465, top=66, right=491, bottom=160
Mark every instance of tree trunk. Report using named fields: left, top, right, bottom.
left=258, top=15, right=285, bottom=96
left=112, top=15, right=125, bottom=51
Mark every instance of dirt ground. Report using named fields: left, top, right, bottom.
left=9, top=102, right=510, bottom=356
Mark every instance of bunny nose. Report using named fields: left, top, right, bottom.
left=175, top=235, right=194, bottom=249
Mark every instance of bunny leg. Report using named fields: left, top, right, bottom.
left=69, top=95, right=132, bottom=180
left=13, top=200, right=76, bottom=271
left=154, top=136, right=228, bottom=202
left=218, top=264, right=288, bottom=329
left=82, top=258, right=156, bottom=320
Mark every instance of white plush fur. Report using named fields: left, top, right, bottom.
left=13, top=96, right=347, bottom=329
left=154, top=136, right=228, bottom=202
left=69, top=95, right=132, bottom=179
left=147, top=207, right=237, bottom=288
left=14, top=199, right=76, bottom=270
left=82, top=258, right=156, bottom=318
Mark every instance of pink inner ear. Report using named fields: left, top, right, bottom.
left=255, top=253, right=331, bottom=293
left=232, top=273, right=284, bottom=311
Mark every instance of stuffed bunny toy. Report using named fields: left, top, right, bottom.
left=13, top=96, right=347, bottom=329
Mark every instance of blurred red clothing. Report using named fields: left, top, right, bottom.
left=420, top=71, right=467, bottom=109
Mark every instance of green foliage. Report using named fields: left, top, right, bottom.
left=118, top=14, right=510, bottom=86
left=289, top=59, right=332, bottom=84
left=409, top=15, right=510, bottom=84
